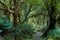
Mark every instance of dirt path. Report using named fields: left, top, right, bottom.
left=33, top=31, right=43, bottom=40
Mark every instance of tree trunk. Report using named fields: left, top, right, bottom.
left=13, top=0, right=19, bottom=40
left=13, top=13, right=18, bottom=27
left=42, top=0, right=56, bottom=37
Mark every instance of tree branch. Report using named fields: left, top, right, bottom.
left=21, top=4, right=32, bottom=24
left=0, top=0, right=8, bottom=8
left=15, top=0, right=25, bottom=12
left=0, top=0, right=15, bottom=13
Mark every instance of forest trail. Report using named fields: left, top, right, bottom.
left=33, top=31, right=43, bottom=40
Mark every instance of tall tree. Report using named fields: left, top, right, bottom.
left=42, top=0, right=57, bottom=37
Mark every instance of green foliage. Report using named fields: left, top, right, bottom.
left=13, top=23, right=34, bottom=37
left=53, top=28, right=60, bottom=37
left=56, top=3, right=60, bottom=12
left=0, top=17, right=13, bottom=31
left=0, top=17, right=34, bottom=40
left=0, top=0, right=60, bottom=40
left=44, top=27, right=60, bottom=40
left=25, top=0, right=40, bottom=4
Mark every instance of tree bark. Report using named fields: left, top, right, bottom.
left=13, top=0, right=19, bottom=40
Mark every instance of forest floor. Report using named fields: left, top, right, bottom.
left=0, top=31, right=43, bottom=40
left=33, top=31, right=43, bottom=40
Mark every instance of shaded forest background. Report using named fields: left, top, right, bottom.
left=0, top=0, right=60, bottom=40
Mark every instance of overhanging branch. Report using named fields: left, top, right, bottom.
left=0, top=0, right=15, bottom=13
left=0, top=0, right=8, bottom=8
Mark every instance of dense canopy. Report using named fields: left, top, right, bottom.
left=0, top=0, right=60, bottom=40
